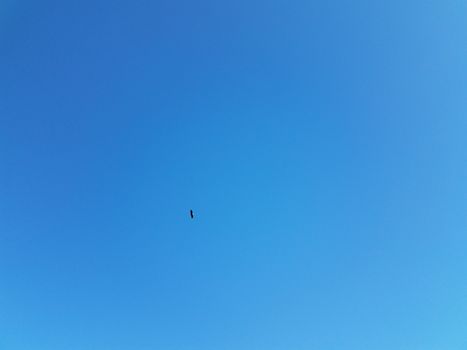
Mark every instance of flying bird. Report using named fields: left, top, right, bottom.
left=190, top=210, right=194, bottom=219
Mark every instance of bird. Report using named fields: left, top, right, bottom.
left=190, top=210, right=194, bottom=219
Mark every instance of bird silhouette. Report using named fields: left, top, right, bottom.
left=190, top=210, right=194, bottom=219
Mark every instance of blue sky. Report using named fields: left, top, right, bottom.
left=1, top=1, right=467, bottom=349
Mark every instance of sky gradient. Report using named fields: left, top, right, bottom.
left=1, top=1, right=467, bottom=349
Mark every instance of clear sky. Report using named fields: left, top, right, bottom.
left=1, top=1, right=467, bottom=349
